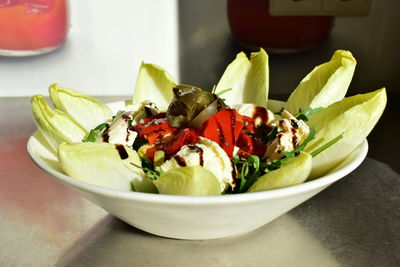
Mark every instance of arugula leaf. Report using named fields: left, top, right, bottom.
left=263, top=127, right=316, bottom=172
left=274, top=108, right=284, bottom=116
left=261, top=127, right=278, bottom=143
left=130, top=160, right=160, bottom=180
left=84, top=123, right=109, bottom=142
left=311, top=132, right=344, bottom=157
left=295, top=107, right=324, bottom=122
left=283, top=126, right=316, bottom=158
left=215, top=88, right=232, bottom=96
left=211, top=85, right=217, bottom=94
left=130, top=181, right=137, bottom=192
left=234, top=153, right=262, bottom=193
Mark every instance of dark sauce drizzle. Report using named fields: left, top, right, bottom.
left=115, top=144, right=129, bottom=159
left=291, top=127, right=298, bottom=147
left=187, top=145, right=204, bottom=166
left=102, top=128, right=110, bottom=142
left=174, top=155, right=186, bottom=167
left=253, top=106, right=269, bottom=124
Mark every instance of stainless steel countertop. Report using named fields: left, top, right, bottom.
left=1, top=97, right=399, bottom=267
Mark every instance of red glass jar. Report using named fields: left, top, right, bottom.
left=227, top=0, right=334, bottom=53
left=0, top=0, right=68, bottom=56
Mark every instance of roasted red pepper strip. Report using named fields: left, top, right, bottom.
left=135, top=116, right=178, bottom=146
left=215, top=109, right=235, bottom=157
left=163, top=128, right=199, bottom=158
left=199, top=109, right=237, bottom=158
left=199, top=109, right=266, bottom=158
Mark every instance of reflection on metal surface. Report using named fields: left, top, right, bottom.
left=56, top=215, right=340, bottom=267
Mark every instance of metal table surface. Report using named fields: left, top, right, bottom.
left=1, top=97, right=399, bottom=267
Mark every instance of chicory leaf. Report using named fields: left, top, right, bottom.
left=49, top=84, right=113, bottom=131
left=31, top=95, right=87, bottom=151
left=305, top=88, right=386, bottom=178
left=248, top=151, right=312, bottom=192
left=285, top=50, right=357, bottom=114
left=132, top=62, right=177, bottom=110
left=215, top=48, right=269, bottom=107
left=58, top=142, right=157, bottom=193
left=153, top=166, right=221, bottom=196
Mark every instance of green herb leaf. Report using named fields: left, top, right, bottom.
left=311, top=132, right=344, bottom=157
left=215, top=88, right=232, bottom=96
left=283, top=126, right=316, bottom=159
left=130, top=181, right=137, bottom=192
left=274, top=107, right=284, bottom=116
left=262, top=127, right=278, bottom=143
left=295, top=107, right=324, bottom=122
left=84, top=123, right=109, bottom=142
left=263, top=127, right=316, bottom=173
left=130, top=161, right=160, bottom=180
left=211, top=85, right=217, bottom=94
left=235, top=154, right=262, bottom=193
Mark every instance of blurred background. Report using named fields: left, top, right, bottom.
left=0, top=0, right=398, bottom=171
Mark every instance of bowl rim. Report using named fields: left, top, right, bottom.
left=27, top=99, right=369, bottom=206
left=27, top=134, right=368, bottom=206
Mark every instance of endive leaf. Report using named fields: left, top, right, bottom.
left=31, top=95, right=87, bottom=151
left=49, top=84, right=113, bottom=131
left=132, top=62, right=177, bottom=110
left=58, top=142, right=157, bottom=193
left=247, top=152, right=312, bottom=192
left=215, top=48, right=269, bottom=107
left=285, top=50, right=357, bottom=114
left=305, top=88, right=386, bottom=178
left=154, top=166, right=221, bottom=196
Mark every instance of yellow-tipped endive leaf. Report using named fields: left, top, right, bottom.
left=248, top=152, right=312, bottom=192
left=132, top=62, right=177, bottom=110
left=58, top=142, right=157, bottom=193
left=49, top=84, right=113, bottom=131
left=31, top=95, right=87, bottom=151
left=215, top=48, right=269, bottom=107
left=285, top=50, right=357, bottom=114
left=305, top=88, right=386, bottom=178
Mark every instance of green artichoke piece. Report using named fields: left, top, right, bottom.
left=215, top=48, right=269, bottom=107
left=58, top=142, right=157, bottom=192
left=248, top=152, right=312, bottom=192
left=285, top=50, right=357, bottom=114
left=305, top=88, right=386, bottom=178
left=132, top=62, right=177, bottom=110
left=31, top=95, right=87, bottom=151
left=166, top=85, right=227, bottom=128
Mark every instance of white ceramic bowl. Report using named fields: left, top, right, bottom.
left=27, top=100, right=368, bottom=240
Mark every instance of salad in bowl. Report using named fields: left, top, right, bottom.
left=30, top=49, right=386, bottom=197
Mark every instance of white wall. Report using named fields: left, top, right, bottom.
left=0, top=0, right=179, bottom=96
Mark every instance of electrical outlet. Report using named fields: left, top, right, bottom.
left=269, top=0, right=371, bottom=16
left=322, top=0, right=371, bottom=16
left=269, top=0, right=322, bottom=16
